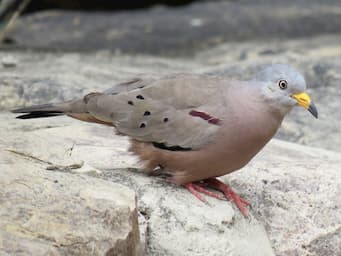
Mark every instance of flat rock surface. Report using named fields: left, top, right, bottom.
left=5, top=0, right=341, bottom=55
left=1, top=112, right=340, bottom=255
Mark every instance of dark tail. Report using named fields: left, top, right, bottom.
left=12, top=93, right=103, bottom=120
left=12, top=103, right=70, bottom=119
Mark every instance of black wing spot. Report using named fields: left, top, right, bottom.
left=153, top=142, right=191, bottom=151
left=136, top=95, right=144, bottom=100
left=128, top=100, right=134, bottom=105
left=163, top=117, right=169, bottom=122
left=140, top=123, right=146, bottom=128
left=144, top=111, right=151, bottom=116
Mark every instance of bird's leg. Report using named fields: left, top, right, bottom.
left=205, top=178, right=249, bottom=216
left=185, top=182, right=225, bottom=202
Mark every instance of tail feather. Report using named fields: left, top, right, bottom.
left=15, top=111, right=65, bottom=119
left=12, top=103, right=68, bottom=119
left=12, top=93, right=103, bottom=121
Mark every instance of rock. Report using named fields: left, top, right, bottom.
left=230, top=140, right=341, bottom=256
left=0, top=119, right=142, bottom=255
left=0, top=113, right=276, bottom=255
left=306, top=228, right=341, bottom=256
left=1, top=112, right=340, bottom=255
left=6, top=0, right=341, bottom=55
left=1, top=55, right=17, bottom=68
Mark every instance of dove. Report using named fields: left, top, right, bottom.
left=12, top=64, right=318, bottom=216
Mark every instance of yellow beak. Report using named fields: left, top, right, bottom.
left=291, top=92, right=318, bottom=118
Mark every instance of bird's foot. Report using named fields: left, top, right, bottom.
left=205, top=178, right=249, bottom=216
left=185, top=178, right=249, bottom=217
left=185, top=182, right=225, bottom=202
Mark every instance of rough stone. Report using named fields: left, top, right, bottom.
left=5, top=0, right=341, bottom=55
left=1, top=112, right=340, bottom=255
left=0, top=120, right=142, bottom=256
left=1, top=55, right=17, bottom=68
left=231, top=140, right=341, bottom=256
left=0, top=113, right=276, bottom=255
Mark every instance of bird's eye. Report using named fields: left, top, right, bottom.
left=278, top=80, right=288, bottom=90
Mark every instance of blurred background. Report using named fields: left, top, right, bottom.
left=0, top=0, right=340, bottom=152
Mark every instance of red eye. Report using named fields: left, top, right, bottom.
left=278, top=80, right=288, bottom=89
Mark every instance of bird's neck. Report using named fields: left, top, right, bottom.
left=228, top=83, right=285, bottom=137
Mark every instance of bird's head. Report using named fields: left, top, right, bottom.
left=255, top=64, right=318, bottom=118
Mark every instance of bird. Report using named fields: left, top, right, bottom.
left=12, top=64, right=318, bottom=216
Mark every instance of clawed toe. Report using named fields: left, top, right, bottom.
left=185, top=178, right=250, bottom=217
left=185, top=182, right=225, bottom=201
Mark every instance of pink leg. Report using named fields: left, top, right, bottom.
left=205, top=178, right=249, bottom=217
left=185, top=182, right=225, bottom=202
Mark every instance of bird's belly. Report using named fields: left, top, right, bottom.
left=216, top=120, right=278, bottom=172
left=175, top=118, right=279, bottom=183
left=210, top=141, right=264, bottom=177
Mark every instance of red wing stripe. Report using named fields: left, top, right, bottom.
left=189, top=110, right=211, bottom=120
left=189, top=110, right=221, bottom=126
left=208, top=118, right=221, bottom=125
